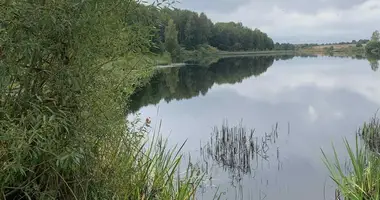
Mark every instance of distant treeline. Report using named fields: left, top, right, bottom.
left=131, top=5, right=274, bottom=53
left=303, top=39, right=369, bottom=47
left=274, top=39, right=371, bottom=51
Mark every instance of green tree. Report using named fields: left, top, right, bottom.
left=183, top=14, right=200, bottom=49
left=197, top=13, right=212, bottom=45
left=157, top=8, right=274, bottom=52
left=165, top=19, right=180, bottom=59
left=371, top=30, right=380, bottom=42
left=366, top=31, right=380, bottom=55
left=209, top=22, right=273, bottom=51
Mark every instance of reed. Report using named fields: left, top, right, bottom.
left=322, top=116, right=380, bottom=200
left=200, top=121, right=279, bottom=185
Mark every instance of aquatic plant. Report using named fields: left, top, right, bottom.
left=200, top=121, right=280, bottom=186
left=322, top=116, right=380, bottom=200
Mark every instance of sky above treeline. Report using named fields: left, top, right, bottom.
left=175, top=0, right=380, bottom=44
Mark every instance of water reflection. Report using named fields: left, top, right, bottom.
left=367, top=53, right=380, bottom=72
left=130, top=54, right=380, bottom=200
left=315, top=53, right=380, bottom=72
left=130, top=54, right=379, bottom=113
left=129, top=56, right=288, bottom=112
left=200, top=122, right=281, bottom=187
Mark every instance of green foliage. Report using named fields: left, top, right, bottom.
left=359, top=115, right=380, bottom=153
left=356, top=43, right=363, bottom=48
left=177, top=44, right=219, bottom=62
left=323, top=46, right=335, bottom=56
left=371, top=30, right=380, bottom=42
left=366, top=40, right=380, bottom=55
left=165, top=19, right=180, bottom=61
left=358, top=39, right=370, bottom=46
left=365, top=30, right=380, bottom=56
left=0, top=0, right=201, bottom=199
left=209, top=23, right=274, bottom=51
left=322, top=116, right=380, bottom=200
left=322, top=138, right=380, bottom=200
left=274, top=43, right=296, bottom=51
left=150, top=8, right=274, bottom=52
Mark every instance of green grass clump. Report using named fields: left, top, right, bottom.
left=322, top=117, right=380, bottom=200
left=359, top=115, right=380, bottom=154
left=0, top=0, right=201, bottom=199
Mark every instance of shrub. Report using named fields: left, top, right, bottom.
left=0, top=1, right=201, bottom=199
left=366, top=41, right=380, bottom=54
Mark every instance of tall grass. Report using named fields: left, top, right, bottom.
left=0, top=0, right=201, bottom=199
left=358, top=115, right=380, bottom=154
left=322, top=117, right=380, bottom=200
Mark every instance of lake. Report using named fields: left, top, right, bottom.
left=129, top=55, right=380, bottom=200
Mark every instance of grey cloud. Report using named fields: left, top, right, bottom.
left=178, top=0, right=365, bottom=14
left=175, top=0, right=379, bottom=43
left=177, top=0, right=250, bottom=13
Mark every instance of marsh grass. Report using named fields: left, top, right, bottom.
left=322, top=116, right=380, bottom=200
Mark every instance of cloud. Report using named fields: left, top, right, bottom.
left=216, top=57, right=380, bottom=105
left=212, top=57, right=380, bottom=121
left=177, top=0, right=380, bottom=43
left=308, top=105, right=318, bottom=122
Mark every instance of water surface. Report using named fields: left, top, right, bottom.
left=130, top=55, right=380, bottom=200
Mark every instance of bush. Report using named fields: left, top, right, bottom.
left=356, top=43, right=363, bottom=48
left=366, top=41, right=380, bottom=54
left=0, top=1, right=201, bottom=199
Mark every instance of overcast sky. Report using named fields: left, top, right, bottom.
left=176, top=0, right=380, bottom=43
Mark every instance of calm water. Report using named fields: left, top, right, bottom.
left=130, top=55, right=380, bottom=200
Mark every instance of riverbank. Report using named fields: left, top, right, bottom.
left=216, top=50, right=297, bottom=56
left=298, top=44, right=365, bottom=56
left=179, top=48, right=363, bottom=62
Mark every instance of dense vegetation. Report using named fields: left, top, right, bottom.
left=366, top=30, right=380, bottom=55
left=129, top=55, right=295, bottom=112
left=274, top=43, right=296, bottom=51
left=296, top=39, right=369, bottom=49
left=0, top=0, right=202, bottom=199
left=134, top=6, right=274, bottom=56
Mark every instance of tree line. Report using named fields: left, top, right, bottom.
left=132, top=5, right=275, bottom=58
